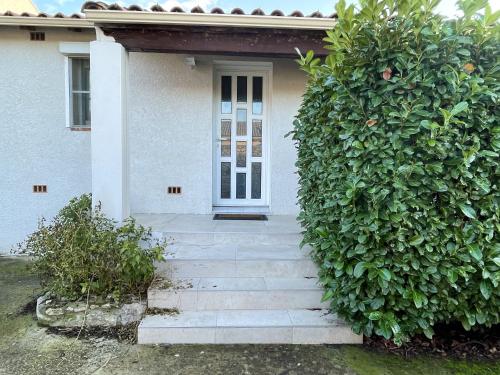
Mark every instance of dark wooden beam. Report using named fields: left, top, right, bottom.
left=100, top=25, right=328, bottom=57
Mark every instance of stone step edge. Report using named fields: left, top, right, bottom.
left=148, top=286, right=324, bottom=293
left=140, top=322, right=346, bottom=329
left=153, top=231, right=302, bottom=235
left=161, top=258, right=314, bottom=263
left=139, top=311, right=345, bottom=329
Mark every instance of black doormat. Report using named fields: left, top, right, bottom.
left=213, top=214, right=268, bottom=221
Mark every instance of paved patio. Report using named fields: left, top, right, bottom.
left=133, top=213, right=302, bottom=234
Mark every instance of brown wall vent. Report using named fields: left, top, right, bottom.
left=167, top=186, right=182, bottom=195
left=30, top=32, right=45, bottom=41
left=33, top=185, right=47, bottom=193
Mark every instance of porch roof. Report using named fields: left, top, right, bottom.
left=82, top=2, right=337, bottom=30
left=85, top=2, right=334, bottom=57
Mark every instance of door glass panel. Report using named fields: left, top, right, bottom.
left=221, top=162, right=231, bottom=199
left=251, top=162, right=262, bottom=199
left=252, top=119, right=262, bottom=157
left=236, top=173, right=246, bottom=199
left=236, top=141, right=246, bottom=167
left=236, top=109, right=247, bottom=136
left=221, top=76, right=232, bottom=114
left=252, top=76, right=263, bottom=114
left=220, top=120, right=231, bottom=157
left=237, top=76, right=247, bottom=103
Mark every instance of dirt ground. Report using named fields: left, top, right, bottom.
left=1, top=256, right=499, bottom=375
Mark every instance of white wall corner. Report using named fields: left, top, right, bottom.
left=90, top=39, right=129, bottom=221
left=95, top=26, right=116, bottom=42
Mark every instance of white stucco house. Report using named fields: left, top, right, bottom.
left=0, top=1, right=337, bottom=251
left=0, top=2, right=362, bottom=344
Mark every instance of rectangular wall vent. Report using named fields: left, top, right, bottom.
left=167, top=186, right=182, bottom=195
left=30, top=32, right=45, bottom=41
left=33, top=185, right=47, bottom=193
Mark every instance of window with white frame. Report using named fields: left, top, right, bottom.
left=68, top=57, right=90, bottom=128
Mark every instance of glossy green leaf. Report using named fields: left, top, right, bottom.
left=353, top=262, right=368, bottom=278
left=459, top=204, right=476, bottom=219
left=480, top=281, right=491, bottom=300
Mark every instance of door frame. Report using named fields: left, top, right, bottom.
left=212, top=61, right=273, bottom=209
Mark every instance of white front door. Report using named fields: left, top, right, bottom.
left=214, top=70, right=269, bottom=206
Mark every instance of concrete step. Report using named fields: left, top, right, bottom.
left=155, top=243, right=318, bottom=278
left=138, top=309, right=362, bottom=344
left=148, top=277, right=329, bottom=310
left=155, top=231, right=303, bottom=246
left=166, top=243, right=313, bottom=260
left=156, top=259, right=317, bottom=278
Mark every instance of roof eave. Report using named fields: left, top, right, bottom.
left=0, top=16, right=93, bottom=28
left=84, top=10, right=336, bottom=30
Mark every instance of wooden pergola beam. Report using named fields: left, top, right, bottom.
left=100, top=25, right=329, bottom=57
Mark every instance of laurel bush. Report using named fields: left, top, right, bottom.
left=292, top=0, right=499, bottom=343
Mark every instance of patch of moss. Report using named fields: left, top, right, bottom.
left=0, top=257, right=40, bottom=338
left=342, top=345, right=500, bottom=375
left=145, top=307, right=179, bottom=315
left=0, top=256, right=34, bottom=277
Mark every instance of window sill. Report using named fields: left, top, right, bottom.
left=69, top=127, right=91, bottom=132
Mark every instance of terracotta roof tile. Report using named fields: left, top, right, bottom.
left=190, top=6, right=205, bottom=14
left=211, top=7, right=224, bottom=14
left=0, top=1, right=336, bottom=21
left=170, top=6, right=184, bottom=13
left=150, top=5, right=165, bottom=12
left=251, top=9, right=265, bottom=16
left=270, top=10, right=285, bottom=17
left=126, top=5, right=143, bottom=11
left=108, top=4, right=124, bottom=11
left=230, top=8, right=245, bottom=15
left=80, top=1, right=335, bottom=19
left=309, top=11, right=324, bottom=18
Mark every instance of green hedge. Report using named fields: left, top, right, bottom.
left=292, top=0, right=499, bottom=343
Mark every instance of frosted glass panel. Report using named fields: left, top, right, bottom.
left=237, top=109, right=247, bottom=136
left=252, top=76, right=263, bottom=114
left=252, top=119, right=262, bottom=157
left=237, top=76, right=247, bottom=103
left=221, top=76, right=232, bottom=114
left=236, top=141, right=246, bottom=167
left=221, top=120, right=231, bottom=157
left=236, top=173, right=246, bottom=199
left=221, top=162, right=231, bottom=199
left=251, top=162, right=262, bottom=199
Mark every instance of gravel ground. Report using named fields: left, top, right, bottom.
left=1, top=256, right=498, bottom=375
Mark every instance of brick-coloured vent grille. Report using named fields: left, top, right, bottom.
left=30, top=32, right=45, bottom=41
left=167, top=186, right=182, bottom=195
left=33, top=185, right=47, bottom=193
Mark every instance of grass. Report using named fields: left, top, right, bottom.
left=342, top=337, right=500, bottom=375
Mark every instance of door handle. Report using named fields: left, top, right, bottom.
left=217, top=138, right=230, bottom=142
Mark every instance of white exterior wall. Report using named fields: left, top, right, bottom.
left=128, top=53, right=214, bottom=214
left=270, top=59, right=306, bottom=215
left=0, top=28, right=95, bottom=253
left=128, top=54, right=306, bottom=216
